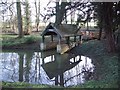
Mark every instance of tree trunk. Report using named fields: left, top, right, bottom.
left=55, top=1, right=60, bottom=26
left=105, top=30, right=116, bottom=52
left=98, top=16, right=103, bottom=40
left=16, top=1, right=23, bottom=38
left=35, top=0, right=40, bottom=32
left=19, top=53, right=24, bottom=82
left=96, top=3, right=104, bottom=40
left=98, top=27, right=102, bottom=40
left=55, top=0, right=67, bottom=26
left=103, top=2, right=116, bottom=52
left=24, top=0, right=31, bottom=35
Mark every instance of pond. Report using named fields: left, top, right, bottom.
left=0, top=50, right=94, bottom=87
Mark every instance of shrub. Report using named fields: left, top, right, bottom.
left=25, top=36, right=36, bottom=44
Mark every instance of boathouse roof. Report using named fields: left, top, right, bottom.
left=41, top=23, right=80, bottom=38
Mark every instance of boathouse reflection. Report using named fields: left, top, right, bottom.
left=1, top=50, right=94, bottom=87
left=41, top=53, right=81, bottom=87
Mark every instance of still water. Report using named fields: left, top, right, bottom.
left=0, top=50, right=94, bottom=87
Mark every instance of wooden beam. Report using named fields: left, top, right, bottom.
left=79, top=35, right=81, bottom=41
left=66, top=36, right=70, bottom=45
left=74, top=35, right=76, bottom=42
left=42, top=36, right=45, bottom=43
left=51, top=35, right=54, bottom=42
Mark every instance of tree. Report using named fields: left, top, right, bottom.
left=102, top=2, right=116, bottom=52
left=42, top=0, right=93, bottom=28
left=34, top=0, right=40, bottom=32
left=23, top=0, right=31, bottom=35
left=93, top=3, right=104, bottom=40
left=16, top=0, right=23, bottom=38
left=55, top=0, right=68, bottom=26
left=19, top=53, right=24, bottom=82
left=93, top=2, right=120, bottom=52
left=0, top=1, right=16, bottom=32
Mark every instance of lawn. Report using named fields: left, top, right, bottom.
left=1, top=34, right=41, bottom=47
left=74, top=40, right=118, bottom=88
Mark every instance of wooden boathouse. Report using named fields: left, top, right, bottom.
left=40, top=23, right=82, bottom=54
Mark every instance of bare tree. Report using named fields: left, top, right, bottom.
left=34, top=0, right=40, bottom=32
left=23, top=0, right=31, bottom=35
left=102, top=2, right=116, bottom=52
left=43, top=0, right=93, bottom=27
left=8, top=2, right=16, bottom=32
left=55, top=0, right=68, bottom=26
left=0, top=1, right=15, bottom=32
left=16, top=0, right=23, bottom=38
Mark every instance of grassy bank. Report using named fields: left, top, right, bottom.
left=74, top=40, right=118, bottom=88
left=1, top=34, right=41, bottom=46
left=2, top=82, right=62, bottom=89
left=1, top=34, right=41, bottom=50
left=1, top=34, right=56, bottom=50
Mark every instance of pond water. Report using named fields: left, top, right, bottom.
left=0, top=50, right=94, bottom=87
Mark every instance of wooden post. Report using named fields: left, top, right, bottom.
left=79, top=35, right=81, bottom=41
left=57, top=36, right=61, bottom=53
left=74, top=35, right=76, bottom=46
left=66, top=36, right=70, bottom=45
left=55, top=75, right=58, bottom=85
left=40, top=36, right=46, bottom=50
left=79, top=35, right=81, bottom=45
left=74, top=35, right=76, bottom=42
left=60, top=73, right=64, bottom=86
left=81, top=35, right=83, bottom=44
left=41, top=52, right=45, bottom=64
left=74, top=57, right=76, bottom=62
left=51, top=35, right=54, bottom=42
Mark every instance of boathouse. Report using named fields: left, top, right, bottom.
left=40, top=23, right=82, bottom=54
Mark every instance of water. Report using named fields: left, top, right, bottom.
left=0, top=50, right=94, bottom=87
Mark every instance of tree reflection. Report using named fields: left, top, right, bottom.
left=1, top=53, right=19, bottom=82
left=19, top=53, right=24, bottom=82
left=19, top=52, right=35, bottom=83
left=24, top=53, right=32, bottom=82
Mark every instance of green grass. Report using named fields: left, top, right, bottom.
left=1, top=34, right=41, bottom=47
left=73, top=40, right=119, bottom=88
left=74, top=80, right=118, bottom=88
left=2, top=82, right=63, bottom=88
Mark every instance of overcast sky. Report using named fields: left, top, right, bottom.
left=0, top=0, right=56, bottom=23
left=0, top=0, right=98, bottom=25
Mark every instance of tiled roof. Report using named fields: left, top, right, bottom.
left=41, top=23, right=80, bottom=37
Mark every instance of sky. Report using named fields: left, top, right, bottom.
left=0, top=0, right=97, bottom=26
left=0, top=0, right=56, bottom=24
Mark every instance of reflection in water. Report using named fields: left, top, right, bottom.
left=0, top=51, right=94, bottom=87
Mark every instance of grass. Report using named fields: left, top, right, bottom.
left=2, top=82, right=63, bottom=89
left=73, top=40, right=119, bottom=88
left=1, top=34, right=41, bottom=47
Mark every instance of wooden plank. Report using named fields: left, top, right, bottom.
left=60, top=44, right=70, bottom=54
